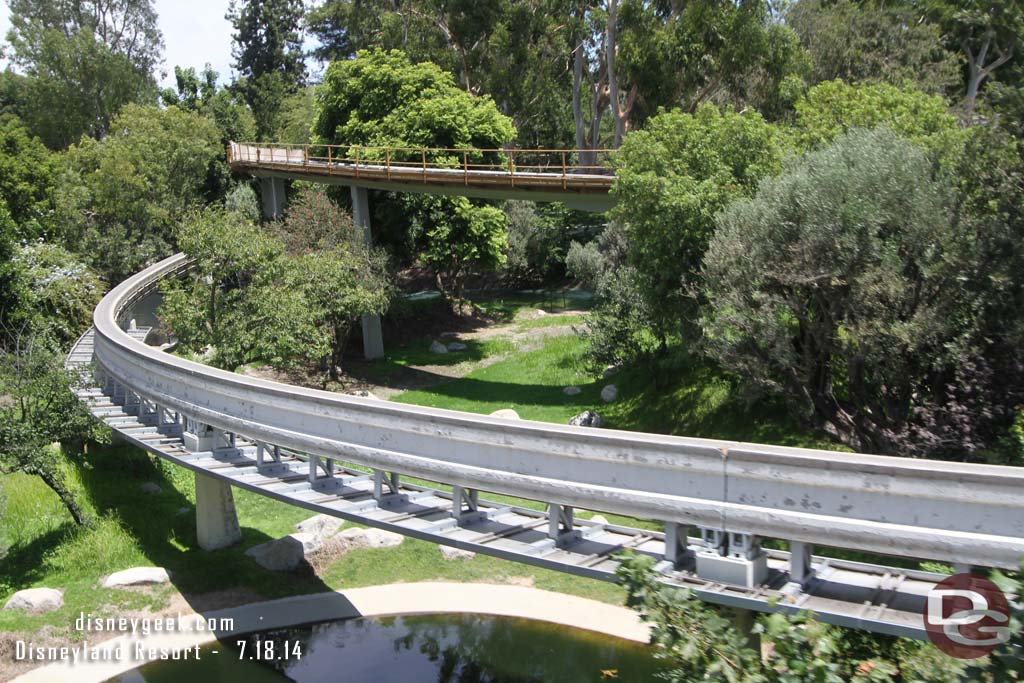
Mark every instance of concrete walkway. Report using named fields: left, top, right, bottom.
left=11, top=582, right=649, bottom=683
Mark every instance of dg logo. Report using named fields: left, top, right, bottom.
left=924, top=573, right=1011, bottom=659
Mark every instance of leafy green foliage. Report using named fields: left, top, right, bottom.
left=0, top=116, right=57, bottom=237
left=0, top=328, right=101, bottom=526
left=963, top=560, right=1024, bottom=681
left=788, top=0, right=960, bottom=96
left=227, top=0, right=306, bottom=137
left=701, top=127, right=984, bottom=454
left=313, top=48, right=515, bottom=308
left=793, top=80, right=962, bottom=152
left=4, top=0, right=162, bottom=148
left=616, top=553, right=959, bottom=683
left=6, top=241, right=102, bottom=347
left=611, top=105, right=785, bottom=344
left=57, top=104, right=223, bottom=282
left=224, top=183, right=260, bottom=222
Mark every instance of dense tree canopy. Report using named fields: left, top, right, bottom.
left=57, top=104, right=222, bottom=282
left=4, top=0, right=163, bottom=148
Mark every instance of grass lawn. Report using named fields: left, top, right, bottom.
left=0, top=440, right=622, bottom=639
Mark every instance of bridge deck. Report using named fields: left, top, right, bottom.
left=68, top=327, right=946, bottom=639
left=227, top=142, right=616, bottom=210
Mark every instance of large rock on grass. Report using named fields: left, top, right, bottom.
left=569, top=410, right=604, bottom=428
left=245, top=534, right=321, bottom=572
left=295, top=514, right=345, bottom=540
left=429, top=340, right=448, bottom=354
left=600, top=384, right=618, bottom=403
left=439, top=545, right=475, bottom=561
left=489, top=408, right=520, bottom=420
left=4, top=588, right=63, bottom=613
left=102, top=567, right=169, bottom=588
left=337, top=527, right=404, bottom=550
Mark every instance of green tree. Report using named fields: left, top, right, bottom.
left=700, top=127, right=987, bottom=454
left=0, top=115, right=57, bottom=237
left=159, top=209, right=326, bottom=372
left=313, top=48, right=515, bottom=309
left=275, top=86, right=316, bottom=144
left=0, top=327, right=99, bottom=526
left=6, top=241, right=103, bottom=347
left=793, top=80, right=962, bottom=152
left=4, top=0, right=163, bottom=148
left=276, top=187, right=393, bottom=380
left=788, top=0, right=960, bottom=95
left=610, top=105, right=785, bottom=348
left=227, top=0, right=306, bottom=138
left=57, top=104, right=222, bottom=282
left=928, top=0, right=1024, bottom=117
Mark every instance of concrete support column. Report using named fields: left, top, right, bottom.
left=664, top=522, right=692, bottom=566
left=195, top=471, right=241, bottom=550
left=351, top=186, right=385, bottom=360
left=548, top=504, right=575, bottom=540
left=451, top=486, right=479, bottom=518
left=373, top=469, right=399, bottom=500
left=260, top=177, right=286, bottom=220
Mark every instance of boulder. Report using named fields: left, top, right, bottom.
left=337, top=527, right=404, bottom=549
left=295, top=514, right=345, bottom=539
left=4, top=588, right=63, bottom=613
left=600, top=384, right=618, bottom=403
left=429, top=340, right=449, bottom=354
left=563, top=386, right=582, bottom=396
left=590, top=515, right=609, bottom=526
left=439, top=545, right=476, bottom=561
left=568, top=410, right=604, bottom=428
left=245, top=535, right=315, bottom=572
left=139, top=483, right=162, bottom=495
left=489, top=408, right=521, bottom=420
left=447, top=342, right=468, bottom=352
left=602, top=364, right=621, bottom=378
left=102, top=567, right=169, bottom=588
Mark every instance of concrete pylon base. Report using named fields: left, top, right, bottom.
left=195, top=472, right=241, bottom=550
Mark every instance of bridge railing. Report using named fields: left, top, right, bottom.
left=92, top=254, right=1024, bottom=573
left=227, top=141, right=616, bottom=183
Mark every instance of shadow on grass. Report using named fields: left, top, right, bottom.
left=66, top=443, right=332, bottom=612
left=1, top=526, right=77, bottom=591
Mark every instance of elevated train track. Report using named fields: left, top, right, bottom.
left=67, top=253, right=1024, bottom=640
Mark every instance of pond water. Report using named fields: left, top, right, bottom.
left=106, top=613, right=663, bottom=682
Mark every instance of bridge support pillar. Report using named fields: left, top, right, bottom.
left=260, top=177, right=286, bottom=220
left=664, top=522, right=693, bottom=566
left=695, top=528, right=768, bottom=588
left=195, top=471, right=241, bottom=550
left=451, top=486, right=479, bottom=517
left=351, top=186, right=385, bottom=360
left=787, top=541, right=815, bottom=587
left=373, top=469, right=399, bottom=500
left=548, top=504, right=575, bottom=542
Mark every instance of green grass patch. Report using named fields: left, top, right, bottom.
left=514, top=313, right=586, bottom=332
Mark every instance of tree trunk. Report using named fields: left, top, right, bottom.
left=573, top=33, right=585, bottom=153
left=37, top=466, right=92, bottom=527
left=606, top=0, right=626, bottom=149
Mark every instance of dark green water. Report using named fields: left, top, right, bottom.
left=106, top=614, right=663, bottom=682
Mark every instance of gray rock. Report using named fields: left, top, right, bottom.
left=590, top=515, right=609, bottom=526
left=439, top=545, right=476, bottom=561
left=345, top=389, right=379, bottom=400
left=568, top=410, right=604, bottom=428
left=447, top=342, right=468, bottom=351
left=489, top=408, right=520, bottom=420
left=245, top=535, right=314, bottom=571
left=102, top=567, right=169, bottom=588
left=295, top=514, right=345, bottom=539
left=602, top=364, right=621, bottom=378
left=337, top=527, right=404, bottom=549
left=4, top=588, right=63, bottom=613
left=429, top=340, right=449, bottom=354
left=563, top=386, right=582, bottom=396
left=139, top=483, right=162, bottom=495
left=600, top=384, right=618, bottom=403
